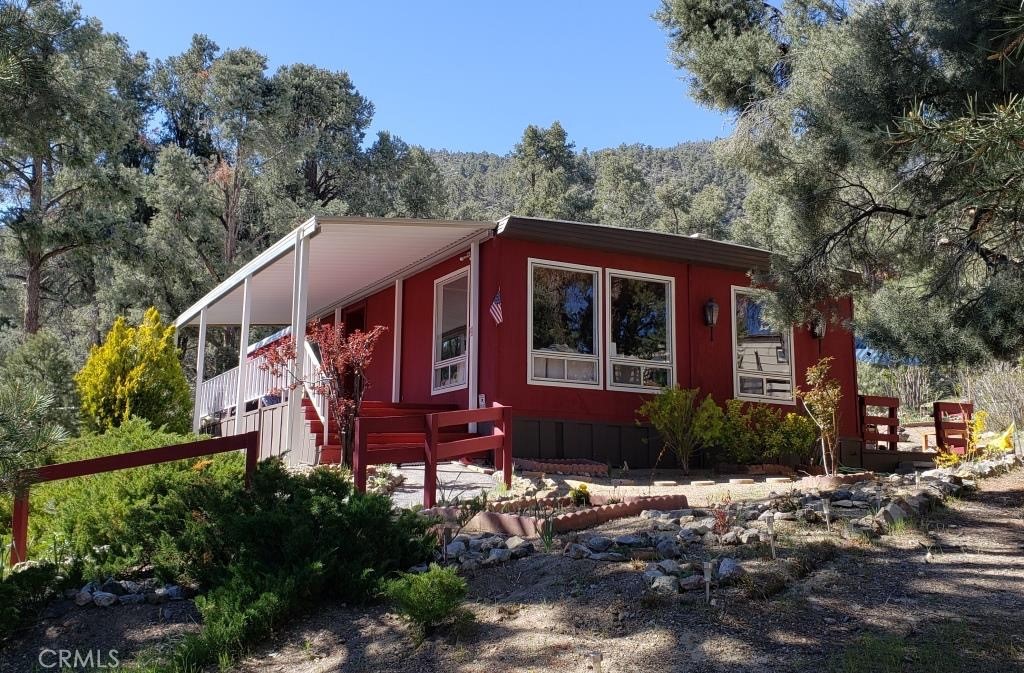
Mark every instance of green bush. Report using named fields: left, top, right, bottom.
left=638, top=387, right=724, bottom=473
left=0, top=330, right=79, bottom=432
left=382, top=564, right=467, bottom=633
left=0, top=562, right=61, bottom=640
left=718, top=400, right=786, bottom=464
left=75, top=307, right=191, bottom=434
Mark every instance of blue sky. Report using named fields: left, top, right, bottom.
left=79, top=0, right=731, bottom=154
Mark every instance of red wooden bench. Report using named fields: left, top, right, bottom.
left=353, top=403, right=512, bottom=508
left=933, top=401, right=973, bottom=454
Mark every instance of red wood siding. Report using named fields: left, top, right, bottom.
left=331, top=285, right=396, bottom=403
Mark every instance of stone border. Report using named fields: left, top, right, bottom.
left=460, top=494, right=690, bottom=537
left=794, top=471, right=875, bottom=490
left=513, top=457, right=609, bottom=477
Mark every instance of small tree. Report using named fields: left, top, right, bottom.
left=75, top=308, right=192, bottom=433
left=638, top=387, right=724, bottom=474
left=798, top=357, right=843, bottom=476
left=0, top=384, right=67, bottom=493
left=259, top=321, right=386, bottom=462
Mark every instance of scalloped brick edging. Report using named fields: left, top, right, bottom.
left=513, top=457, right=609, bottom=477
left=459, top=493, right=690, bottom=537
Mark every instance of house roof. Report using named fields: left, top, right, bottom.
left=495, top=215, right=775, bottom=272
left=174, top=216, right=491, bottom=327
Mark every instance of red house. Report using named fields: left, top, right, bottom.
left=175, top=215, right=861, bottom=471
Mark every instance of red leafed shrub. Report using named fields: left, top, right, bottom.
left=259, top=320, right=387, bottom=460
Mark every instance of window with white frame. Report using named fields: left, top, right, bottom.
left=432, top=269, right=469, bottom=393
left=607, top=270, right=673, bottom=390
left=732, top=287, right=795, bottom=403
left=528, top=259, right=600, bottom=386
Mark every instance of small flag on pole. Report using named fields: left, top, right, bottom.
left=489, top=289, right=503, bottom=325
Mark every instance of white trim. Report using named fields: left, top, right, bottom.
left=431, top=267, right=470, bottom=395
left=468, top=240, right=480, bottom=430
left=730, top=285, right=797, bottom=405
left=287, top=234, right=312, bottom=450
left=391, top=278, right=403, bottom=404
left=604, top=268, right=676, bottom=393
left=233, top=275, right=253, bottom=434
left=192, top=308, right=208, bottom=432
left=175, top=216, right=319, bottom=328
left=526, top=258, right=603, bottom=390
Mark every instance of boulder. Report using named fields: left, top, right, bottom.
left=640, top=510, right=663, bottom=519
left=99, top=579, right=125, bottom=596
left=657, top=559, right=681, bottom=575
left=445, top=540, right=467, bottom=558
left=614, top=534, right=645, bottom=547
left=483, top=548, right=513, bottom=565
left=585, top=536, right=614, bottom=552
left=739, top=530, right=761, bottom=545
left=649, top=575, right=680, bottom=595
left=642, top=569, right=665, bottom=585
left=720, top=531, right=740, bottom=545
left=119, top=593, right=145, bottom=605
left=656, top=538, right=680, bottom=559
left=565, top=543, right=592, bottom=560
left=510, top=542, right=535, bottom=559
left=92, top=591, right=118, bottom=607
left=145, top=591, right=167, bottom=605
left=590, top=552, right=626, bottom=562
left=876, top=502, right=908, bottom=527
left=679, top=574, right=706, bottom=591
left=74, top=591, right=94, bottom=607
left=716, top=558, right=746, bottom=584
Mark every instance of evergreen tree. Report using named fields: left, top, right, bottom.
left=595, top=152, right=657, bottom=229
left=511, top=122, right=594, bottom=221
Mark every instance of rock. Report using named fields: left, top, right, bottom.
left=614, top=534, right=644, bottom=547
left=721, top=531, right=740, bottom=545
left=640, top=509, right=662, bottom=519
left=565, top=543, right=592, bottom=560
left=682, top=520, right=710, bottom=535
left=656, top=538, right=680, bottom=559
left=739, top=530, right=761, bottom=545
left=666, top=509, right=693, bottom=519
left=775, top=511, right=797, bottom=521
left=701, top=532, right=718, bottom=546
left=653, top=519, right=681, bottom=531
left=460, top=559, right=481, bottom=572
left=831, top=489, right=853, bottom=501
left=483, top=548, right=513, bottom=565
left=642, top=569, right=665, bottom=585
left=74, top=591, right=94, bottom=606
left=164, top=585, right=187, bottom=601
left=445, top=540, right=467, bottom=558
left=649, top=575, right=681, bottom=595
left=92, top=591, right=119, bottom=607
left=80, top=581, right=99, bottom=595
left=743, top=509, right=760, bottom=521
left=757, top=510, right=776, bottom=521
left=876, top=502, right=908, bottom=527
left=677, top=529, right=702, bottom=545
left=99, top=579, right=125, bottom=596
left=830, top=499, right=857, bottom=508
left=717, top=558, right=746, bottom=584
left=585, top=535, right=614, bottom=552
left=510, top=542, right=535, bottom=559
left=657, top=559, right=681, bottom=575
left=680, top=574, right=706, bottom=591
left=119, top=593, right=145, bottom=605
left=479, top=536, right=505, bottom=553
left=119, top=580, right=143, bottom=594
left=590, top=552, right=626, bottom=562
left=506, top=535, right=528, bottom=550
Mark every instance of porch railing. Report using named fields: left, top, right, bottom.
left=196, top=342, right=329, bottom=434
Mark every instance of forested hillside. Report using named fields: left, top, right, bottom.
left=431, top=140, right=749, bottom=235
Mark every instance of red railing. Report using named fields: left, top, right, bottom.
left=859, top=395, right=900, bottom=450
left=354, top=403, right=512, bottom=508
left=933, top=401, right=973, bottom=454
left=8, top=432, right=260, bottom=567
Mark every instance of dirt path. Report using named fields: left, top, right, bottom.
left=229, top=471, right=1024, bottom=673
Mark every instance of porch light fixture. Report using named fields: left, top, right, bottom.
left=703, top=298, right=720, bottom=341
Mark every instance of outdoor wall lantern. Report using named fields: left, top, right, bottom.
left=811, top=315, right=827, bottom=340
left=704, top=298, right=720, bottom=340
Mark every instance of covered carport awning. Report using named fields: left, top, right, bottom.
left=175, top=216, right=494, bottom=328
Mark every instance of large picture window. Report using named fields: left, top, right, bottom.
left=606, top=270, right=674, bottom=390
left=432, top=269, right=469, bottom=393
left=732, top=287, right=795, bottom=403
left=528, top=259, right=601, bottom=387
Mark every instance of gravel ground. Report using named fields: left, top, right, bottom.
left=229, top=470, right=1024, bottom=673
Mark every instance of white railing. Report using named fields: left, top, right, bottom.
left=302, top=340, right=329, bottom=432
left=197, top=342, right=328, bottom=432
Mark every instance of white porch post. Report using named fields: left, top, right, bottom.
left=192, top=308, right=208, bottom=433
left=333, top=306, right=342, bottom=329
left=233, top=275, right=253, bottom=435
left=391, top=277, right=403, bottom=404
left=287, top=233, right=311, bottom=453
left=468, top=241, right=480, bottom=429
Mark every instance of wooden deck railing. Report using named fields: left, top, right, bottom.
left=858, top=395, right=900, bottom=450
left=353, top=403, right=512, bottom=508
left=8, top=432, right=260, bottom=567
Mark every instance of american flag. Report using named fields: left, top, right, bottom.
left=489, top=289, right=503, bottom=325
